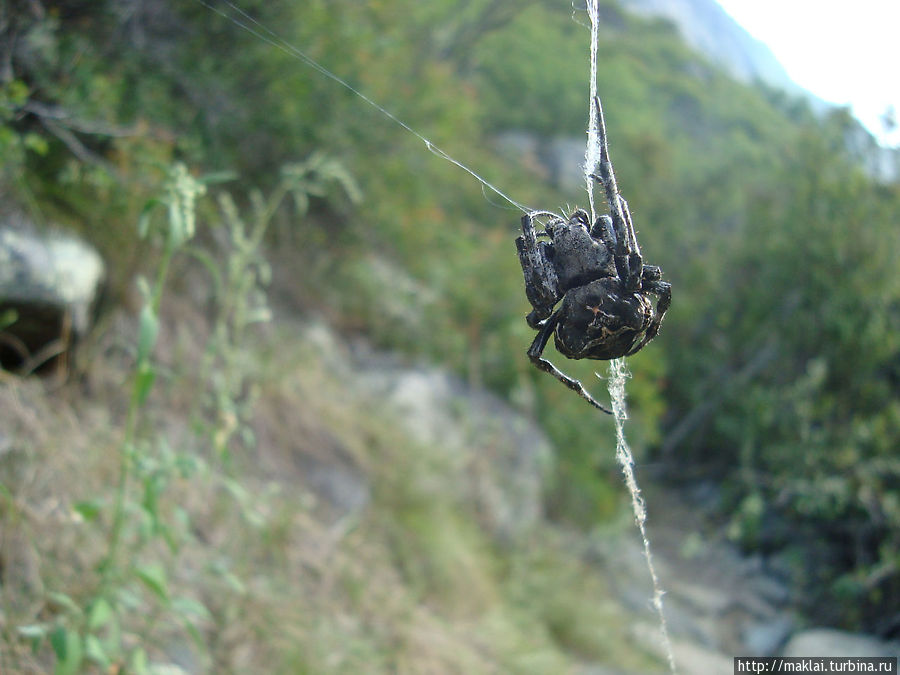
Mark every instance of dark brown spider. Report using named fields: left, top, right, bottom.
left=515, top=97, right=671, bottom=413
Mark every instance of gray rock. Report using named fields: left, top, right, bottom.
left=285, top=319, right=552, bottom=541
left=742, top=615, right=793, bottom=656
left=539, top=136, right=592, bottom=192
left=306, top=317, right=551, bottom=542
left=293, top=432, right=371, bottom=523
left=252, top=371, right=371, bottom=525
left=782, top=629, right=900, bottom=658
left=0, top=221, right=104, bottom=373
left=360, top=365, right=552, bottom=541
left=496, top=131, right=592, bottom=192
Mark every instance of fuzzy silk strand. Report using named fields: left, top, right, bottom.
left=583, top=2, right=677, bottom=672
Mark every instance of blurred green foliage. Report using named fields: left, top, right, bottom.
left=2, top=0, right=898, bottom=634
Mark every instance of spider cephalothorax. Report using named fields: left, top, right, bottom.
left=515, top=97, right=670, bottom=413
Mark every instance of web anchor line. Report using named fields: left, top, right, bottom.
left=582, top=1, right=677, bottom=673
left=194, top=0, right=532, bottom=215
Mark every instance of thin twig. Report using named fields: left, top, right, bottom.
left=23, top=100, right=139, bottom=137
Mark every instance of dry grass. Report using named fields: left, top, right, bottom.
left=0, top=303, right=664, bottom=674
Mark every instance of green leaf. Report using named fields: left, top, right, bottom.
left=84, top=634, right=110, bottom=668
left=133, top=363, right=157, bottom=407
left=47, top=592, right=83, bottom=617
left=167, top=199, right=185, bottom=248
left=130, top=646, right=149, bottom=675
left=50, top=626, right=83, bottom=675
left=73, top=499, right=105, bottom=522
left=137, top=198, right=162, bottom=239
left=17, top=623, right=50, bottom=639
left=136, top=304, right=159, bottom=364
left=172, top=596, right=211, bottom=622
left=210, top=559, right=246, bottom=594
left=18, top=623, right=48, bottom=654
left=87, top=598, right=114, bottom=630
left=141, top=471, right=165, bottom=520
left=199, top=169, right=238, bottom=185
left=23, top=132, right=49, bottom=156
left=223, top=477, right=249, bottom=503
left=135, top=563, right=169, bottom=603
left=172, top=596, right=212, bottom=648
left=245, top=305, right=273, bottom=325
left=100, top=607, right=124, bottom=662
left=136, top=275, right=151, bottom=302
left=4, top=79, right=30, bottom=106
left=49, top=626, right=67, bottom=657
left=183, top=619, right=205, bottom=650
left=115, top=585, right=142, bottom=611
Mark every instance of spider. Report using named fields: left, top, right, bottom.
left=515, top=97, right=671, bottom=414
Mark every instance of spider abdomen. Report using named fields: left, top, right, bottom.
left=553, top=279, right=652, bottom=360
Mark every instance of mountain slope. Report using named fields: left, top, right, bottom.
left=617, top=0, right=899, bottom=179
left=618, top=0, right=800, bottom=94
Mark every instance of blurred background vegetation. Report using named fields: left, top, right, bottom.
left=1, top=0, right=898, bottom=672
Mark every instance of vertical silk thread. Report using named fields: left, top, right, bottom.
left=583, top=2, right=677, bottom=672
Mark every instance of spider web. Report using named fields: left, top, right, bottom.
left=583, top=2, right=677, bottom=672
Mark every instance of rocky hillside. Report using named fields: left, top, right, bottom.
left=2, top=1, right=899, bottom=671
left=3, top=280, right=897, bottom=672
left=619, top=0, right=802, bottom=97
left=617, top=0, right=900, bottom=180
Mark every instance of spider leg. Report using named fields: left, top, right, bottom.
left=590, top=213, right=616, bottom=251
left=528, top=310, right=613, bottom=414
left=590, top=96, right=643, bottom=290
left=617, top=195, right=644, bottom=288
left=641, top=266, right=671, bottom=320
left=517, top=212, right=561, bottom=326
left=624, top=277, right=671, bottom=356
left=641, top=264, right=662, bottom=281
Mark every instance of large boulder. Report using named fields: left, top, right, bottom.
left=356, top=360, right=552, bottom=542
left=301, top=320, right=553, bottom=542
left=0, top=221, right=105, bottom=374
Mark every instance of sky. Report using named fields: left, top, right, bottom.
left=714, top=0, right=899, bottom=147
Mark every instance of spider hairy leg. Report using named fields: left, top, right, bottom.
left=623, top=278, right=671, bottom=356
left=516, top=212, right=561, bottom=327
left=641, top=264, right=662, bottom=281
left=590, top=214, right=616, bottom=248
left=591, top=95, right=644, bottom=290
left=616, top=196, right=643, bottom=289
left=527, top=311, right=613, bottom=414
